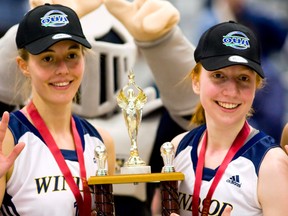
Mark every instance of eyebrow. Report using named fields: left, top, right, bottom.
left=43, top=43, right=82, bottom=53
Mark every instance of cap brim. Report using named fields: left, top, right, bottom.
left=200, top=55, right=265, bottom=78
left=25, top=34, right=92, bottom=55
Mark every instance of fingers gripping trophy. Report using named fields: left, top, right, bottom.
left=117, top=70, right=151, bottom=174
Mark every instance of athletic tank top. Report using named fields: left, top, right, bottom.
left=1, top=111, right=105, bottom=216
left=174, top=124, right=279, bottom=216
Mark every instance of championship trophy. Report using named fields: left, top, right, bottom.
left=117, top=70, right=151, bottom=174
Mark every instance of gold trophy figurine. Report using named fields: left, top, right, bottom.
left=117, top=70, right=151, bottom=174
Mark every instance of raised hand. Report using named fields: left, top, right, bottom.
left=29, top=0, right=103, bottom=18
left=0, top=112, right=25, bottom=178
left=104, top=0, right=180, bottom=41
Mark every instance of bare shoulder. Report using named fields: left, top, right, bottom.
left=280, top=123, right=288, bottom=149
left=171, top=131, right=189, bottom=151
left=94, top=126, right=115, bottom=175
left=95, top=126, right=113, bottom=146
left=261, top=147, right=288, bottom=171
left=258, top=147, right=288, bottom=214
left=94, top=126, right=115, bottom=156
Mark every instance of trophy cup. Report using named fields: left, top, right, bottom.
left=160, top=142, right=176, bottom=173
left=94, top=145, right=108, bottom=176
left=117, top=70, right=151, bottom=174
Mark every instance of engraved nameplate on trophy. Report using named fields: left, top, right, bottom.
left=117, top=70, right=151, bottom=174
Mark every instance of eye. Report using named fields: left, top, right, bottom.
left=212, top=72, right=224, bottom=79
left=42, top=56, right=53, bottom=62
left=67, top=53, right=78, bottom=59
left=238, top=75, right=250, bottom=82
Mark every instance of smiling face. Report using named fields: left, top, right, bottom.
left=17, top=40, right=85, bottom=106
left=192, top=65, right=257, bottom=127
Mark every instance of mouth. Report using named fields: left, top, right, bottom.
left=50, top=81, right=71, bottom=87
left=217, top=101, right=240, bottom=109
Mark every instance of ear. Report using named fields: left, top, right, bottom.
left=192, top=78, right=200, bottom=95
left=16, top=56, right=30, bottom=77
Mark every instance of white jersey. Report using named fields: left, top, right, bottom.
left=174, top=124, right=279, bottom=216
left=1, top=111, right=105, bottom=216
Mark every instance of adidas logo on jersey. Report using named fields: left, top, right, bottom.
left=226, top=175, right=242, bottom=188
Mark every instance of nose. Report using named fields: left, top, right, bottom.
left=55, top=60, right=69, bottom=75
left=222, top=79, right=239, bottom=96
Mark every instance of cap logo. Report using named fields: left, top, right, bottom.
left=223, top=31, right=250, bottom=50
left=41, top=10, right=69, bottom=27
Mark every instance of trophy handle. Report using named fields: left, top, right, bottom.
left=160, top=142, right=180, bottom=215
left=94, top=184, right=115, bottom=216
left=161, top=180, right=180, bottom=216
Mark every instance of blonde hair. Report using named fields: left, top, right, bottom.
left=190, top=63, right=264, bottom=126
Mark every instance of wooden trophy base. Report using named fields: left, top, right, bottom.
left=89, top=172, right=184, bottom=215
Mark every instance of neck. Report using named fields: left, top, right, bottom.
left=205, top=120, right=246, bottom=149
left=24, top=99, right=76, bottom=150
left=24, top=98, right=72, bottom=133
left=200, top=120, right=247, bottom=169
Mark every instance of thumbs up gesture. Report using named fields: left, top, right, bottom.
left=104, top=0, right=180, bottom=41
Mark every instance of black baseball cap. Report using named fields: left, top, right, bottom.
left=16, top=3, right=91, bottom=55
left=194, top=21, right=265, bottom=78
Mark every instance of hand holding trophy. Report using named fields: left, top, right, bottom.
left=117, top=70, right=151, bottom=174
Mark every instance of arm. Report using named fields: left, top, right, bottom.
left=258, top=147, right=288, bottom=215
left=95, top=127, right=116, bottom=176
left=104, top=0, right=198, bottom=130
left=0, top=112, right=25, bottom=204
left=280, top=123, right=288, bottom=151
left=136, top=28, right=198, bottom=129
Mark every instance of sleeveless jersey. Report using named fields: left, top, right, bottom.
left=1, top=111, right=105, bottom=216
left=174, top=124, right=279, bottom=216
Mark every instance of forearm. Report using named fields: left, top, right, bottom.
left=136, top=27, right=199, bottom=129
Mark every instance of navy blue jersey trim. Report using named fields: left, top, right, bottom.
left=1, top=191, right=20, bottom=216
left=10, top=111, right=42, bottom=142
left=175, top=124, right=206, bottom=156
left=8, top=111, right=103, bottom=162
left=176, top=125, right=279, bottom=181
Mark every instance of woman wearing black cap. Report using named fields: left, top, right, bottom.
left=0, top=4, right=115, bottom=216
left=170, top=21, right=288, bottom=216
